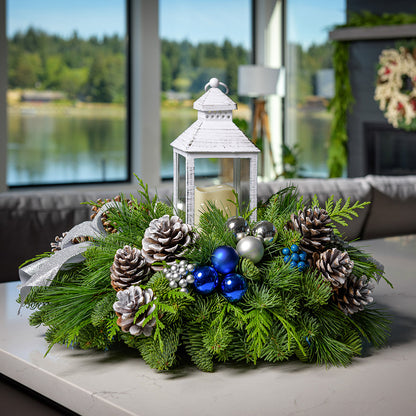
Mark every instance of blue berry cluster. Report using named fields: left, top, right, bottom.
left=282, top=244, right=308, bottom=272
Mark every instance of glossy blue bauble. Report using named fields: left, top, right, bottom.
left=220, top=273, right=247, bottom=302
left=193, top=266, right=219, bottom=295
left=289, top=260, right=298, bottom=269
left=211, top=246, right=239, bottom=274
left=282, top=247, right=290, bottom=256
left=283, top=255, right=291, bottom=264
left=290, top=244, right=299, bottom=253
left=299, top=252, right=308, bottom=262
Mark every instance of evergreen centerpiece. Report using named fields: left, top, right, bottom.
left=18, top=79, right=391, bottom=372
left=18, top=178, right=392, bottom=372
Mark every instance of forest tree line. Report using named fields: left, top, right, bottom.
left=8, top=28, right=333, bottom=104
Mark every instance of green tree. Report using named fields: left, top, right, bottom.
left=12, top=52, right=42, bottom=88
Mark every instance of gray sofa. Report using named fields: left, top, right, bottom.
left=1, top=175, right=416, bottom=282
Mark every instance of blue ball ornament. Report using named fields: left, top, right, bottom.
left=193, top=266, right=219, bottom=295
left=290, top=244, right=299, bottom=253
left=282, top=247, right=290, bottom=256
left=211, top=246, right=239, bottom=274
left=220, top=273, right=247, bottom=302
left=299, top=251, right=308, bottom=262
left=283, top=255, right=291, bottom=264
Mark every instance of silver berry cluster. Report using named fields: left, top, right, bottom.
left=163, top=260, right=195, bottom=293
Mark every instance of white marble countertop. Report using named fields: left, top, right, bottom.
left=1, top=236, right=416, bottom=416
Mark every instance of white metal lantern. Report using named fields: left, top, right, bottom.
left=170, top=78, right=260, bottom=226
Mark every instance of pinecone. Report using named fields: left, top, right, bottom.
left=315, top=248, right=354, bottom=288
left=333, top=275, right=375, bottom=315
left=110, top=245, right=150, bottom=291
left=287, top=207, right=333, bottom=254
left=113, top=286, right=156, bottom=336
left=90, top=195, right=132, bottom=234
left=141, top=215, right=193, bottom=271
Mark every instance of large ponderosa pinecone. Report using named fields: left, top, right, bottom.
left=141, top=215, right=192, bottom=271
left=110, top=245, right=150, bottom=291
left=113, top=286, right=156, bottom=336
left=315, top=248, right=354, bottom=288
left=287, top=207, right=333, bottom=254
left=333, top=275, right=375, bottom=315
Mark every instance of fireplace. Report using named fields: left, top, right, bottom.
left=364, top=123, right=416, bottom=175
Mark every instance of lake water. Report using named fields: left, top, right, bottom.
left=7, top=108, right=330, bottom=186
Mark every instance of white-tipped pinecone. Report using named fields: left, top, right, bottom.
left=110, top=245, right=150, bottom=291
left=288, top=207, right=333, bottom=254
left=315, top=248, right=354, bottom=288
left=333, top=275, right=375, bottom=314
left=113, top=286, right=156, bottom=336
left=141, top=215, right=193, bottom=271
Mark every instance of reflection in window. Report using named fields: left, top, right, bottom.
left=285, top=0, right=345, bottom=178
left=159, top=0, right=252, bottom=180
left=6, top=0, right=128, bottom=186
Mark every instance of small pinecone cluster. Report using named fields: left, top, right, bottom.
left=110, top=245, right=150, bottom=291
left=141, top=214, right=193, bottom=271
left=287, top=207, right=333, bottom=254
left=314, top=247, right=374, bottom=314
left=50, top=232, right=92, bottom=252
left=90, top=195, right=132, bottom=234
left=113, top=286, right=156, bottom=336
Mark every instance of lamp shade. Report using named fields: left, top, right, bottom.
left=238, top=65, right=283, bottom=97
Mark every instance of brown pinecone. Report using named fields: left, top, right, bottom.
left=110, top=245, right=150, bottom=291
left=333, top=275, right=375, bottom=315
left=141, top=215, right=193, bottom=271
left=287, top=207, right=333, bottom=254
left=90, top=195, right=132, bottom=234
left=113, top=286, right=156, bottom=336
left=315, top=248, right=354, bottom=288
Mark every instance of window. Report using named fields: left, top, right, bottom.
left=285, top=0, right=345, bottom=177
left=159, top=0, right=252, bottom=180
left=6, top=0, right=128, bottom=186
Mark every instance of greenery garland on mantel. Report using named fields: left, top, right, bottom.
left=328, top=12, right=416, bottom=177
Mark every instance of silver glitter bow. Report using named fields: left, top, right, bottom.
left=18, top=202, right=119, bottom=309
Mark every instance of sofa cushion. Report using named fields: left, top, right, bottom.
left=362, top=175, right=416, bottom=239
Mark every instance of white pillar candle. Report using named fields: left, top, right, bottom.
left=194, top=184, right=237, bottom=225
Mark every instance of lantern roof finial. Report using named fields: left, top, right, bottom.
left=194, top=78, right=236, bottom=111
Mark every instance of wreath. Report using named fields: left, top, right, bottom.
left=374, top=46, right=416, bottom=130
left=18, top=178, right=392, bottom=372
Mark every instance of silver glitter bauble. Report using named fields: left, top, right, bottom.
left=226, top=216, right=250, bottom=240
left=252, top=221, right=277, bottom=245
left=236, top=236, right=264, bottom=264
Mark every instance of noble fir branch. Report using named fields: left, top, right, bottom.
left=298, top=270, right=332, bottom=309
left=260, top=322, right=295, bottom=363
left=325, top=196, right=370, bottom=227
left=91, top=291, right=118, bottom=327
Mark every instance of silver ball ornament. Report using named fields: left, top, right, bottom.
left=252, top=221, right=277, bottom=245
left=179, top=278, right=187, bottom=288
left=180, top=287, right=189, bottom=293
left=187, top=264, right=195, bottom=272
left=186, top=274, right=195, bottom=284
left=179, top=260, right=187, bottom=267
left=226, top=216, right=250, bottom=239
left=169, top=280, right=178, bottom=289
left=236, top=236, right=264, bottom=264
